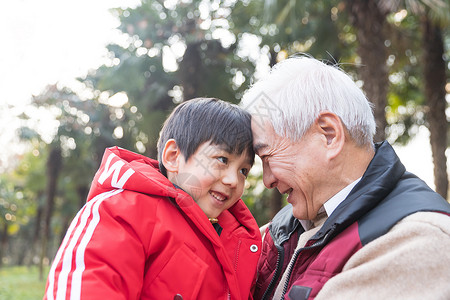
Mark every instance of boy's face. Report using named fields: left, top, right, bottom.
left=171, top=142, right=252, bottom=218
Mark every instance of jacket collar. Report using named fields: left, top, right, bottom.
left=91, top=146, right=260, bottom=244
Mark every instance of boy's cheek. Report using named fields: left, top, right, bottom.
left=235, top=185, right=245, bottom=199
left=174, top=172, right=204, bottom=199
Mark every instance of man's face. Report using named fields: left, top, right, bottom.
left=251, top=117, right=328, bottom=220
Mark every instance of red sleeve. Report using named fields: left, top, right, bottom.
left=44, top=190, right=155, bottom=300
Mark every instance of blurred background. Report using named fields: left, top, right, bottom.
left=0, top=0, right=449, bottom=295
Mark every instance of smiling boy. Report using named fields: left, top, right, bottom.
left=44, top=98, right=261, bottom=300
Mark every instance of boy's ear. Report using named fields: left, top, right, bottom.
left=161, top=139, right=181, bottom=173
left=316, top=111, right=345, bottom=160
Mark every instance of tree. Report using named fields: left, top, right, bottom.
left=17, top=84, right=125, bottom=274
left=14, top=1, right=272, bottom=266
left=7, top=2, right=448, bottom=266
left=230, top=0, right=361, bottom=220
left=379, top=0, right=449, bottom=198
left=346, top=0, right=390, bottom=142
left=87, top=0, right=256, bottom=158
left=0, top=143, right=47, bottom=268
left=422, top=17, right=448, bottom=199
left=0, top=179, right=15, bottom=268
left=234, top=0, right=449, bottom=205
left=39, top=144, right=62, bottom=279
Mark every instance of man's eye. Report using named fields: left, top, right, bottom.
left=217, top=157, right=228, bottom=164
left=260, top=155, right=269, bottom=162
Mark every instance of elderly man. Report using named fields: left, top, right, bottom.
left=241, top=55, right=450, bottom=300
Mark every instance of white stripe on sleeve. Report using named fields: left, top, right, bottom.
left=46, top=207, right=85, bottom=300
left=70, top=189, right=122, bottom=299
left=46, top=189, right=123, bottom=300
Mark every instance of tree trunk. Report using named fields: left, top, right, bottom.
left=40, top=145, right=62, bottom=280
left=59, top=215, right=72, bottom=245
left=0, top=222, right=8, bottom=268
left=347, top=0, right=389, bottom=142
left=421, top=18, right=448, bottom=200
left=269, top=48, right=278, bottom=68
left=77, top=185, right=89, bottom=209
left=178, top=41, right=203, bottom=101
left=28, top=191, right=44, bottom=267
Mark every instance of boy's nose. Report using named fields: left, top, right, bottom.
left=222, top=170, right=238, bottom=188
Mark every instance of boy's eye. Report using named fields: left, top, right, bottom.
left=240, top=168, right=249, bottom=177
left=217, top=156, right=228, bottom=164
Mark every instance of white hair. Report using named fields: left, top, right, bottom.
left=241, top=55, right=376, bottom=146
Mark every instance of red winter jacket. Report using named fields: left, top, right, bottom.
left=44, top=147, right=261, bottom=300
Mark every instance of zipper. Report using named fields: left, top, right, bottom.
left=227, top=239, right=241, bottom=300
left=280, top=248, right=302, bottom=298
left=280, top=230, right=333, bottom=299
left=261, top=244, right=284, bottom=300
left=226, top=239, right=245, bottom=300
left=234, top=240, right=242, bottom=273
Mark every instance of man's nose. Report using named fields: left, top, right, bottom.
left=262, top=163, right=277, bottom=189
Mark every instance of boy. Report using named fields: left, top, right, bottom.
left=44, top=98, right=261, bottom=300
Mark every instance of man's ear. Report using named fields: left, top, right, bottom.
left=316, top=111, right=345, bottom=159
left=161, top=139, right=181, bottom=174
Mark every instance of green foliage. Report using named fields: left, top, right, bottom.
left=3, top=0, right=448, bottom=267
left=0, top=146, right=45, bottom=237
left=379, top=0, right=450, bottom=26
left=5, top=0, right=263, bottom=264
left=242, top=169, right=273, bottom=226
left=0, top=266, right=48, bottom=300
left=83, top=0, right=258, bottom=157
left=231, top=0, right=355, bottom=64
left=383, top=11, right=427, bottom=145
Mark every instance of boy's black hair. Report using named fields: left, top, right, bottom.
left=157, top=98, right=255, bottom=176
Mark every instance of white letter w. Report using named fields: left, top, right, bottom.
left=97, top=153, right=135, bottom=189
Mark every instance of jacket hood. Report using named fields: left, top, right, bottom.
left=86, top=147, right=261, bottom=240
left=88, top=146, right=180, bottom=200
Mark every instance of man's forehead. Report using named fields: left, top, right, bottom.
left=251, top=118, right=275, bottom=151
left=250, top=114, right=272, bottom=132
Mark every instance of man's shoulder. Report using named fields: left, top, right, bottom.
left=395, top=211, right=450, bottom=234
left=357, top=181, right=450, bottom=245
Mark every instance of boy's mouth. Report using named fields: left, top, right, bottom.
left=210, top=190, right=228, bottom=202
